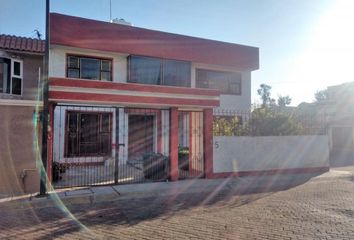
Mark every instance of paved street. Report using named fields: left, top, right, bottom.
left=1, top=167, right=354, bottom=239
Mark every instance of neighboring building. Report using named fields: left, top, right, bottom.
left=48, top=13, right=259, bottom=188
left=324, top=82, right=354, bottom=166
left=0, top=34, right=45, bottom=196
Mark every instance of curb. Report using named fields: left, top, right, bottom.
left=0, top=172, right=329, bottom=210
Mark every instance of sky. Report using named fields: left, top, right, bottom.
left=1, top=0, right=354, bottom=105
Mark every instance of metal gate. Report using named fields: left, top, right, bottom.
left=52, top=105, right=170, bottom=188
left=178, top=111, right=205, bottom=179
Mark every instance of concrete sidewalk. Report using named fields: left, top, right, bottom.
left=0, top=172, right=327, bottom=209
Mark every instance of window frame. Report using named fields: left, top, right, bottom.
left=196, top=68, right=242, bottom=95
left=0, top=57, right=23, bottom=96
left=66, top=54, right=113, bottom=81
left=127, top=55, right=191, bottom=87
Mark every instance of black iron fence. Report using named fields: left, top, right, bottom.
left=52, top=105, right=171, bottom=188
left=51, top=105, right=206, bottom=188
left=213, top=108, right=328, bottom=136
left=178, top=111, right=204, bottom=179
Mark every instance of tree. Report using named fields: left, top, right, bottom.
left=257, top=84, right=275, bottom=107
left=277, top=95, right=292, bottom=107
left=314, top=89, right=328, bottom=102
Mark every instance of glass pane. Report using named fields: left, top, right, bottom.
left=101, top=113, right=111, bottom=132
left=229, top=80, right=241, bottom=94
left=0, top=62, right=3, bottom=92
left=11, top=77, right=21, bottom=95
left=80, top=58, right=100, bottom=80
left=196, top=70, right=208, bottom=88
left=80, top=113, right=99, bottom=155
left=67, top=113, right=79, bottom=157
left=100, top=134, right=111, bottom=155
left=196, top=69, right=241, bottom=94
left=80, top=113, right=99, bottom=142
left=67, top=56, right=79, bottom=68
left=101, top=71, right=112, bottom=81
left=101, top=60, right=111, bottom=71
left=68, top=69, right=80, bottom=78
left=13, top=61, right=21, bottom=76
left=0, top=59, right=10, bottom=93
left=163, top=60, right=191, bottom=87
left=128, top=56, right=161, bottom=85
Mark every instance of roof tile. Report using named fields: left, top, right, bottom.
left=0, top=34, right=45, bottom=53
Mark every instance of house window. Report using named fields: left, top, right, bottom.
left=196, top=69, right=241, bottom=95
left=67, top=55, right=112, bottom=81
left=65, top=111, right=112, bottom=157
left=0, top=57, right=23, bottom=95
left=128, top=55, right=191, bottom=87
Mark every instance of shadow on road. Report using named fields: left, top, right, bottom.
left=0, top=172, right=325, bottom=239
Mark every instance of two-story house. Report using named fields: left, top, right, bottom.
left=0, top=34, right=44, bottom=196
left=48, top=13, right=259, bottom=188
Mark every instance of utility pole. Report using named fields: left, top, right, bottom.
left=110, top=0, right=112, bottom=22
left=39, top=0, right=50, bottom=196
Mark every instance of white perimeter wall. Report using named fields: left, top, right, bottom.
left=213, top=136, right=329, bottom=173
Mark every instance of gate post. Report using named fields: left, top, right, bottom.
left=203, top=108, right=213, bottom=178
left=47, top=103, right=55, bottom=185
left=114, top=107, right=119, bottom=184
left=170, top=107, right=179, bottom=181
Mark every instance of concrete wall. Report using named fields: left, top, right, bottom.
left=0, top=106, right=40, bottom=196
left=213, top=136, right=329, bottom=174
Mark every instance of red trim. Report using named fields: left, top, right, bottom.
left=188, top=112, right=193, bottom=174
left=209, top=167, right=330, bottom=179
left=157, top=111, right=162, bottom=153
left=170, top=108, right=179, bottom=181
left=49, top=91, right=219, bottom=107
left=47, top=104, right=54, bottom=183
left=203, top=109, right=214, bottom=178
left=50, top=13, right=259, bottom=70
left=49, top=78, right=219, bottom=96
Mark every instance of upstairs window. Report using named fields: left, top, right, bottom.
left=128, top=55, right=191, bottom=87
left=0, top=57, right=23, bottom=95
left=196, top=69, right=242, bottom=95
left=67, top=55, right=112, bottom=81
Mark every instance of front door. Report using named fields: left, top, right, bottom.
left=128, top=115, right=154, bottom=160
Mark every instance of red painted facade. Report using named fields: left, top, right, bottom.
left=50, top=13, right=259, bottom=70
left=49, top=77, right=220, bottom=108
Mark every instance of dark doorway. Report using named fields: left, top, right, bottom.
left=128, top=115, right=154, bottom=160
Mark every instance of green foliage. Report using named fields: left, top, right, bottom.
left=257, top=84, right=275, bottom=107
left=314, top=89, right=329, bottom=102
left=213, top=116, right=249, bottom=136
left=249, top=107, right=303, bottom=136
left=277, top=95, right=292, bottom=107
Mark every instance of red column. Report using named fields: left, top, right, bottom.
left=170, top=107, right=179, bottom=181
left=203, top=108, right=213, bottom=178
left=47, top=103, right=54, bottom=183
